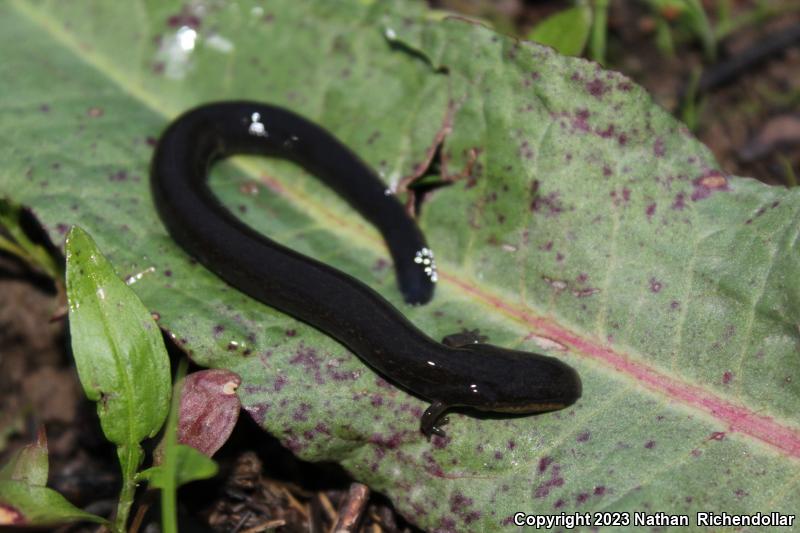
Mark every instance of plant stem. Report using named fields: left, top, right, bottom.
left=680, top=68, right=702, bottom=132
left=0, top=235, right=33, bottom=263
left=113, top=445, right=142, bottom=533
left=589, top=0, right=609, bottom=65
left=160, top=358, right=189, bottom=533
left=715, top=1, right=800, bottom=41
left=778, top=155, right=798, bottom=188
left=685, top=0, right=716, bottom=61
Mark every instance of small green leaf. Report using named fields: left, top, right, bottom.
left=0, top=199, right=62, bottom=280
left=0, top=480, right=106, bottom=526
left=139, top=445, right=218, bottom=489
left=654, top=16, right=676, bottom=57
left=65, top=225, right=171, bottom=448
left=528, top=4, right=592, bottom=57
left=0, top=428, right=48, bottom=486
left=65, top=225, right=172, bottom=531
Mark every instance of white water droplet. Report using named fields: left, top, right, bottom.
left=125, top=266, right=156, bottom=285
left=206, top=34, right=234, bottom=53
left=154, top=26, right=198, bottom=79
left=176, top=26, right=197, bottom=51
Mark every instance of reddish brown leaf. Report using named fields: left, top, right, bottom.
left=178, top=370, right=242, bottom=457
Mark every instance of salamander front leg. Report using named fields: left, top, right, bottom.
left=441, top=328, right=488, bottom=347
left=421, top=400, right=451, bottom=438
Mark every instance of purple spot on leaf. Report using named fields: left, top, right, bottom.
left=691, top=171, right=729, bottom=201
left=585, top=78, right=608, bottom=98
left=672, top=192, right=686, bottom=210
left=654, top=138, right=665, bottom=157
left=292, top=403, right=311, bottom=422
left=167, top=6, right=201, bottom=28
left=273, top=375, right=287, bottom=392
left=649, top=278, right=662, bottom=293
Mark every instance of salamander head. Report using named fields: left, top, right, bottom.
left=454, top=343, right=582, bottom=413
left=419, top=343, right=582, bottom=436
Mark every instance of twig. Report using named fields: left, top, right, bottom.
left=240, top=518, right=287, bottom=533
left=697, top=23, right=800, bottom=95
left=331, top=484, right=370, bottom=533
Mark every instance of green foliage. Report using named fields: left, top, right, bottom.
left=0, top=431, right=106, bottom=526
left=528, top=2, right=592, bottom=57
left=641, top=0, right=717, bottom=60
left=0, top=200, right=62, bottom=281
left=145, top=359, right=218, bottom=533
left=589, top=0, right=609, bottom=64
left=713, top=0, right=800, bottom=41
left=527, top=1, right=607, bottom=63
left=66, top=226, right=173, bottom=530
left=0, top=430, right=48, bottom=486
left=0, top=223, right=222, bottom=530
left=0, top=481, right=106, bottom=526
left=679, top=67, right=702, bottom=132
left=65, top=226, right=171, bottom=446
left=139, top=445, right=218, bottom=491
left=1, top=1, right=800, bottom=531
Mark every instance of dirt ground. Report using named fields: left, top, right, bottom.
left=2, top=1, right=798, bottom=531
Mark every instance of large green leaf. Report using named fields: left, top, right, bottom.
left=1, top=1, right=799, bottom=531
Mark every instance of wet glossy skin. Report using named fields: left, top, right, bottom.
left=151, top=101, right=581, bottom=437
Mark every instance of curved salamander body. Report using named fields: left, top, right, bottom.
left=151, top=101, right=581, bottom=436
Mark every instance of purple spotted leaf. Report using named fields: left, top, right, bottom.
left=178, top=369, right=241, bottom=457
left=1, top=1, right=799, bottom=532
